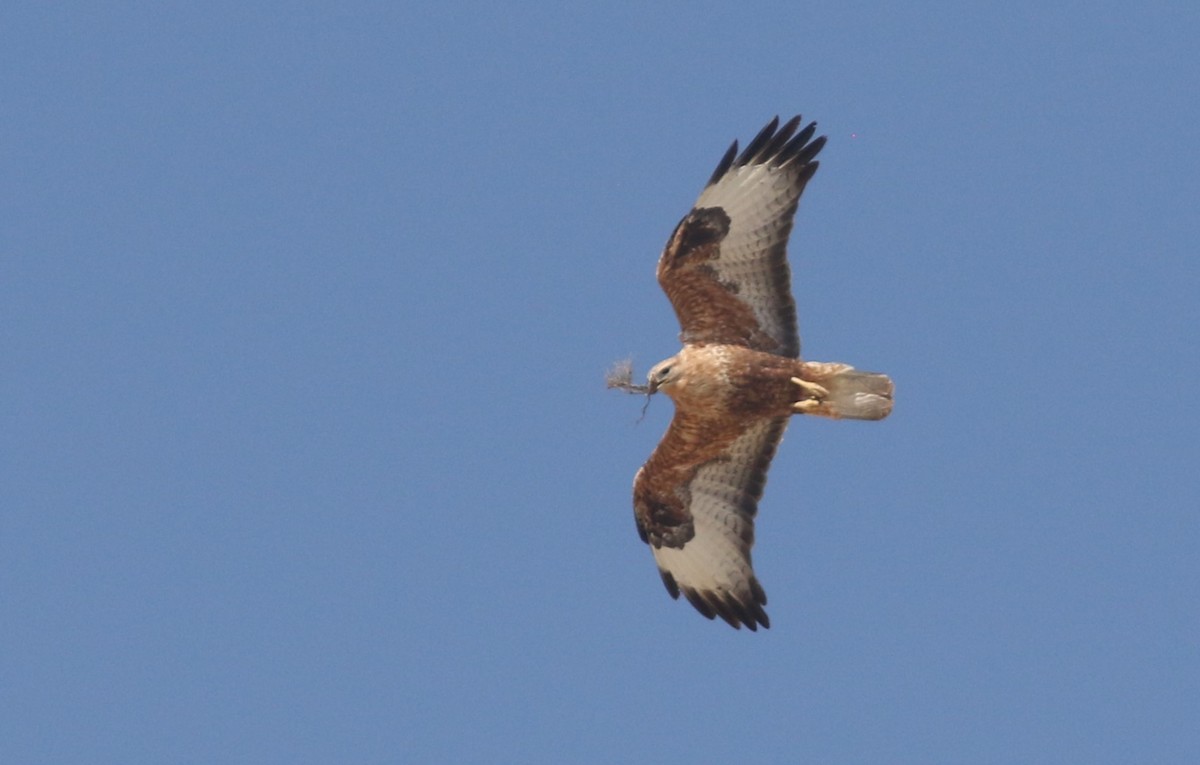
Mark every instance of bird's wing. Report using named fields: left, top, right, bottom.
left=656, top=115, right=825, bottom=358
left=633, top=411, right=788, bottom=630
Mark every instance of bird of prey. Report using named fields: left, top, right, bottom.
left=612, top=115, right=894, bottom=630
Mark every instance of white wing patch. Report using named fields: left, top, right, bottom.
left=696, top=162, right=801, bottom=251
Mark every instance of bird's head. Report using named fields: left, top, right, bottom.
left=606, top=353, right=687, bottom=406
left=646, top=355, right=680, bottom=395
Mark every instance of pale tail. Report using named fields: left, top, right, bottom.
left=822, top=369, right=894, bottom=420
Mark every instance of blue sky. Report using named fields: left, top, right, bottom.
left=3, top=2, right=1197, bottom=762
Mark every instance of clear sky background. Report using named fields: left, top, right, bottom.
left=3, top=3, right=1197, bottom=762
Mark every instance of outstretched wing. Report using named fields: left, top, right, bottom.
left=633, top=411, right=788, bottom=630
left=657, top=116, right=825, bottom=358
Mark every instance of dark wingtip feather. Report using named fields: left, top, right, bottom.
left=678, top=585, right=770, bottom=631
left=707, top=140, right=739, bottom=186
left=753, top=115, right=802, bottom=165
left=736, top=115, right=781, bottom=167
left=658, top=568, right=680, bottom=599
left=683, top=587, right=718, bottom=621
left=785, top=129, right=825, bottom=167
left=705, top=115, right=826, bottom=188
left=750, top=577, right=768, bottom=607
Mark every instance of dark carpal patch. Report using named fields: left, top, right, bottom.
left=669, top=207, right=731, bottom=260
left=634, top=492, right=696, bottom=549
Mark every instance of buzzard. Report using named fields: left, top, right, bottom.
left=614, top=115, right=894, bottom=630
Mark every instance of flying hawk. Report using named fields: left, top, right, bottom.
left=615, top=115, right=894, bottom=630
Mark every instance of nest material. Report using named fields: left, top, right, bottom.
left=605, top=358, right=650, bottom=394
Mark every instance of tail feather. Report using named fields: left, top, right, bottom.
left=823, top=369, right=894, bottom=420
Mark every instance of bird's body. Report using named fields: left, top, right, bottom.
left=617, top=116, right=894, bottom=630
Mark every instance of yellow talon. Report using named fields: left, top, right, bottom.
left=790, top=377, right=829, bottom=400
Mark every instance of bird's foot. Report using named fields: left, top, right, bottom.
left=790, top=377, right=829, bottom=414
